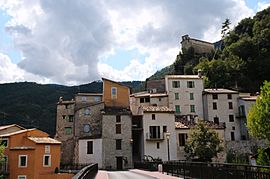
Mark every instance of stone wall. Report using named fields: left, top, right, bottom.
left=102, top=113, right=133, bottom=169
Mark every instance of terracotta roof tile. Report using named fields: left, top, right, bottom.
left=175, top=117, right=225, bottom=129
left=27, top=137, right=61, bottom=144
left=142, top=106, right=174, bottom=113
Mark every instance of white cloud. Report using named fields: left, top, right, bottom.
left=0, top=0, right=257, bottom=84
left=0, top=52, right=50, bottom=83
left=257, top=1, right=270, bottom=11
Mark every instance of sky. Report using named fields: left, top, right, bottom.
left=0, top=0, right=270, bottom=85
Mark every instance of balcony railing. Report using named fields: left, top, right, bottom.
left=146, top=132, right=164, bottom=141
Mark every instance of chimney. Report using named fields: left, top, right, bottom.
left=198, top=69, right=202, bottom=78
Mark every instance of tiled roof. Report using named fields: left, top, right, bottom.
left=204, top=88, right=238, bottom=94
left=165, top=75, right=201, bottom=79
left=130, top=91, right=167, bottom=98
left=175, top=118, right=225, bottom=129
left=240, top=96, right=257, bottom=101
left=10, top=146, right=35, bottom=150
left=57, top=100, right=75, bottom=105
left=76, top=93, right=103, bottom=96
left=27, top=137, right=61, bottom=144
left=142, top=106, right=174, bottom=113
left=0, top=124, right=25, bottom=130
left=0, top=129, right=35, bottom=137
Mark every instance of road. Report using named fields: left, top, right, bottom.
left=107, top=171, right=156, bottom=179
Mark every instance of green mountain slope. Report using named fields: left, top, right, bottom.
left=0, top=81, right=143, bottom=136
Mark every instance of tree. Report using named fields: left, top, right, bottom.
left=221, top=18, right=231, bottom=39
left=247, top=81, right=270, bottom=142
left=184, top=121, right=223, bottom=162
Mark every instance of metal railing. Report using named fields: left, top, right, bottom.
left=72, top=163, right=98, bottom=179
left=60, top=163, right=89, bottom=173
left=146, top=132, right=164, bottom=140
left=134, top=161, right=163, bottom=171
left=163, top=161, right=270, bottom=179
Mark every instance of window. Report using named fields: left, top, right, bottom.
left=83, top=124, right=91, bottom=133
left=116, top=124, right=121, bottom=134
left=157, top=142, right=160, bottom=149
left=159, top=98, right=161, bottom=101
left=87, top=141, right=93, bottom=154
left=18, top=176, right=26, bottom=179
left=84, top=108, right=90, bottom=115
left=175, top=105, right=181, bottom=113
left=232, top=126, right=235, bottom=130
left=62, top=115, right=66, bottom=120
left=145, top=97, right=150, bottom=103
left=175, top=93, right=179, bottom=100
left=228, top=94, right=232, bottom=99
left=82, top=96, right=87, bottom=102
left=179, top=133, right=187, bottom=146
left=149, top=126, right=160, bottom=139
left=94, top=96, right=101, bottom=102
left=18, top=155, right=27, bottom=167
left=229, top=115, right=234, bottom=122
left=140, top=98, right=144, bottom=103
left=152, top=114, right=156, bottom=120
left=231, top=132, right=235, bottom=141
left=212, top=94, right=218, bottom=100
left=68, top=115, right=74, bottom=122
left=45, top=145, right=50, bottom=154
left=214, top=117, right=219, bottom=124
left=172, top=81, right=180, bottom=88
left=111, top=87, right=117, bottom=99
left=116, top=115, right=121, bottom=123
left=190, top=105, right=195, bottom=112
left=163, top=126, right=167, bottom=133
left=116, top=139, right=122, bottom=150
left=239, top=105, right=246, bottom=117
left=43, top=155, right=51, bottom=167
left=3, top=156, right=8, bottom=171
left=229, top=102, right=233, bottom=109
left=187, top=81, right=195, bottom=88
left=1, top=139, right=8, bottom=148
left=65, top=127, right=72, bottom=135
left=190, top=93, right=194, bottom=100
left=213, top=102, right=217, bottom=110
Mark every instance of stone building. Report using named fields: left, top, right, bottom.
left=175, top=118, right=225, bottom=162
left=181, top=34, right=214, bottom=55
left=202, top=89, right=240, bottom=141
left=56, top=78, right=133, bottom=170
left=101, top=78, right=133, bottom=170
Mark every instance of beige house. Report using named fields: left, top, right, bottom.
left=141, top=106, right=177, bottom=161
left=203, top=89, right=240, bottom=141
left=175, top=118, right=225, bottom=162
left=165, top=75, right=204, bottom=118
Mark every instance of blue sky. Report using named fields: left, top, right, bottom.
left=0, top=10, right=21, bottom=64
left=0, top=0, right=269, bottom=84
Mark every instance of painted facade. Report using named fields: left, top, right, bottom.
left=165, top=75, right=204, bottom=118
left=142, top=106, right=177, bottom=161
left=0, top=125, right=72, bottom=179
left=203, top=89, right=240, bottom=141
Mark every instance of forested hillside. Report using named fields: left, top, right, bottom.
left=0, top=81, right=143, bottom=135
left=152, top=7, right=270, bottom=92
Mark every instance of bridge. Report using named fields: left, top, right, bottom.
left=95, top=169, right=181, bottom=179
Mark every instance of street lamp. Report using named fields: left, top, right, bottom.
left=165, top=132, right=170, bottom=161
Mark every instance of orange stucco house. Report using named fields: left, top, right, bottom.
left=0, top=124, right=73, bottom=179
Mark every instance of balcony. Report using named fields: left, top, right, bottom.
left=145, top=132, right=164, bottom=141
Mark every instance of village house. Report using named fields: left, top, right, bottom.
left=165, top=74, right=204, bottom=118
left=0, top=124, right=72, bottom=179
left=55, top=78, right=133, bottom=170
left=202, top=89, right=240, bottom=141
